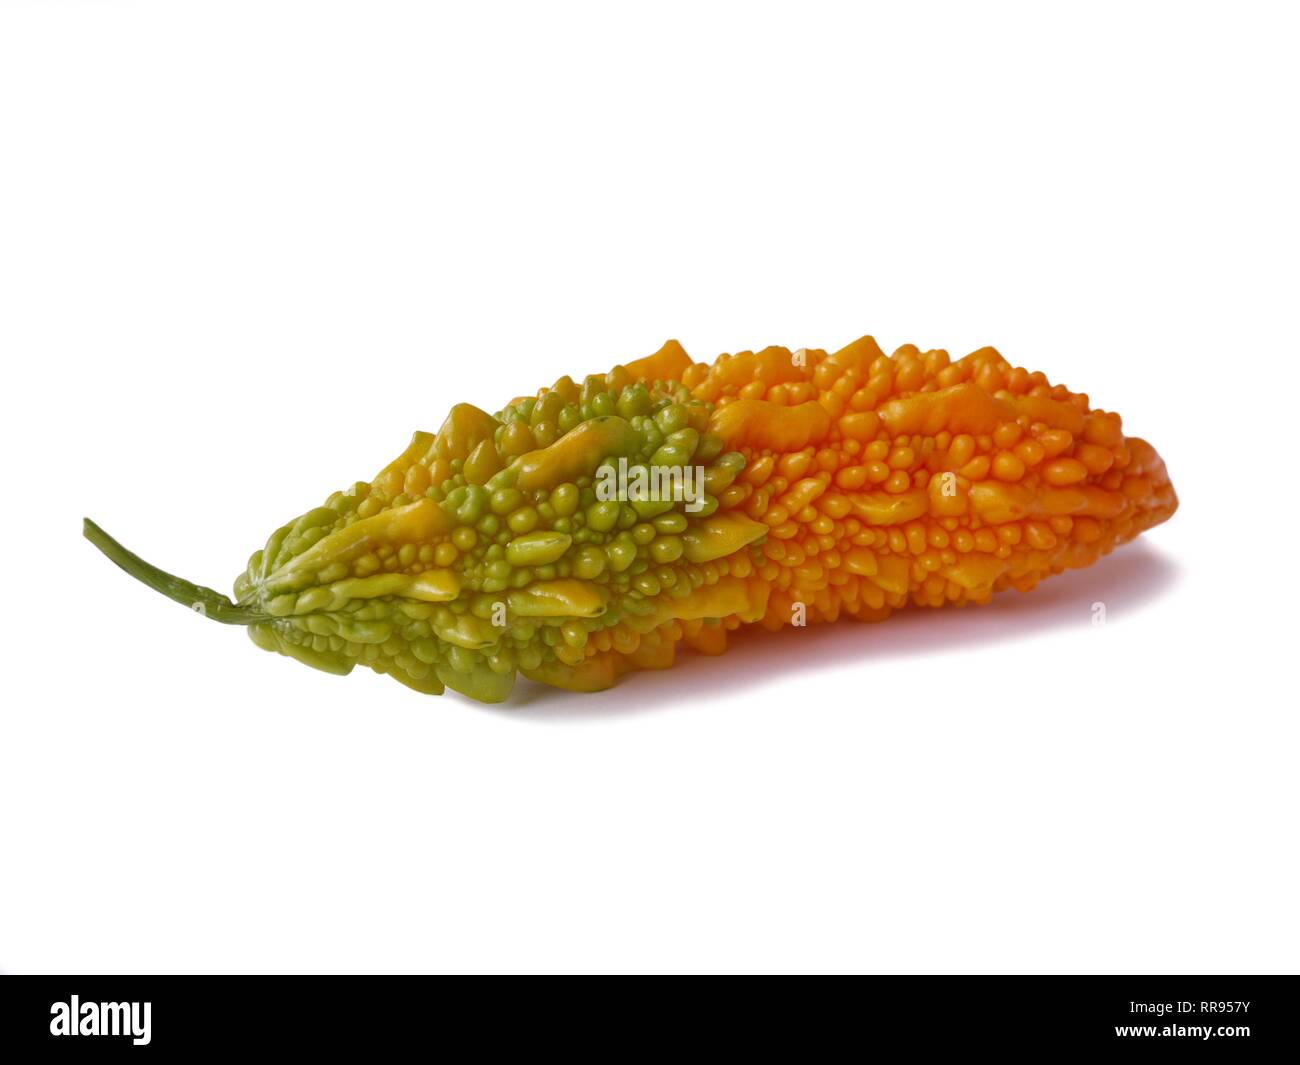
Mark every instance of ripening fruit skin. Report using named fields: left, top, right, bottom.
left=84, top=335, right=1177, bottom=703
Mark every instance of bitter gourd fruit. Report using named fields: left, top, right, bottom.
left=85, top=335, right=1177, bottom=703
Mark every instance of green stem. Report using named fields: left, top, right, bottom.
left=83, top=517, right=270, bottom=626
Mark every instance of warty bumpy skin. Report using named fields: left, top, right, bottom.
left=85, top=335, right=1178, bottom=702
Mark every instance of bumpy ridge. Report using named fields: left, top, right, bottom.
left=215, top=335, right=1178, bottom=702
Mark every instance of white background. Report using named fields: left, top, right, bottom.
left=1, top=1, right=1296, bottom=974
